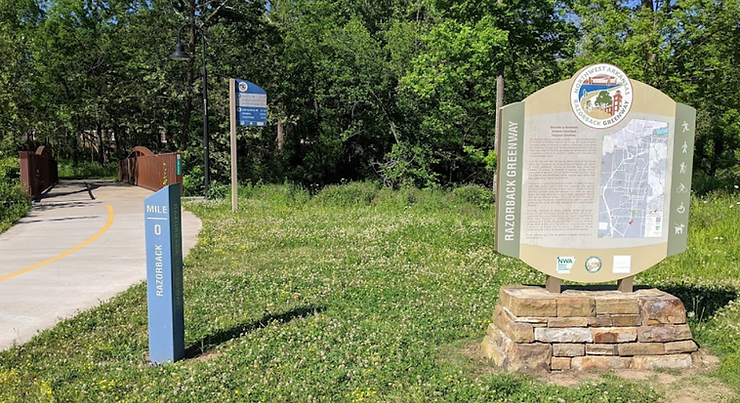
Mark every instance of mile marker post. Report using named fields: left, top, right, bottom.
left=144, top=183, right=184, bottom=364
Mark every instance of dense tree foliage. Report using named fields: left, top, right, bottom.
left=0, top=0, right=738, bottom=192
left=571, top=0, right=740, bottom=193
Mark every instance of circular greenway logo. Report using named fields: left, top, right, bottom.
left=571, top=64, right=633, bottom=129
left=585, top=256, right=602, bottom=273
left=238, top=82, right=248, bottom=92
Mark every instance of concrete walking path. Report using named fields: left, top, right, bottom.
left=0, top=180, right=201, bottom=350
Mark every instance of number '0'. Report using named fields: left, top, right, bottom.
left=154, top=224, right=162, bottom=236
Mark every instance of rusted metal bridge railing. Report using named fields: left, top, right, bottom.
left=118, top=146, right=183, bottom=193
left=20, top=146, right=59, bottom=200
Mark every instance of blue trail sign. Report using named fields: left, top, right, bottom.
left=144, top=183, right=184, bottom=364
left=235, top=79, right=267, bottom=126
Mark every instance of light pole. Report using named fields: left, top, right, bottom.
left=171, top=24, right=210, bottom=195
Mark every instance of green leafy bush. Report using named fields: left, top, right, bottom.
left=205, top=181, right=229, bottom=200
left=0, top=157, right=29, bottom=233
left=57, top=161, right=117, bottom=179
left=449, top=184, right=494, bottom=208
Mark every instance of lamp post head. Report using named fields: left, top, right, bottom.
left=170, top=41, right=190, bottom=60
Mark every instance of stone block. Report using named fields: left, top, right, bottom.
left=498, top=285, right=530, bottom=308
left=594, top=295, right=640, bottom=315
left=571, top=356, right=632, bottom=370
left=610, top=314, right=642, bottom=327
left=633, top=288, right=666, bottom=297
left=691, top=351, right=705, bottom=367
left=512, top=315, right=549, bottom=325
left=493, top=306, right=535, bottom=343
left=618, top=342, right=665, bottom=356
left=638, top=293, right=687, bottom=325
left=552, top=343, right=585, bottom=357
left=586, top=344, right=619, bottom=356
left=675, top=324, right=693, bottom=340
left=551, top=357, right=572, bottom=370
left=637, top=324, right=693, bottom=342
left=482, top=325, right=512, bottom=366
left=632, top=354, right=693, bottom=370
left=500, top=287, right=557, bottom=317
left=483, top=323, right=551, bottom=372
left=481, top=335, right=498, bottom=361
left=665, top=340, right=698, bottom=354
left=548, top=317, right=588, bottom=328
left=535, top=327, right=593, bottom=343
left=506, top=342, right=552, bottom=372
left=557, top=296, right=596, bottom=317
left=588, top=315, right=613, bottom=327
left=591, top=327, right=637, bottom=343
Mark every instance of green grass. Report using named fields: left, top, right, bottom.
left=57, top=161, right=118, bottom=180
left=0, top=182, right=739, bottom=402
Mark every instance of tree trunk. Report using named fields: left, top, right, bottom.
left=89, top=132, right=94, bottom=163
left=96, top=123, right=105, bottom=165
left=276, top=118, right=285, bottom=151
left=642, top=0, right=657, bottom=66
left=495, top=70, right=504, bottom=151
left=114, top=123, right=123, bottom=160
left=494, top=0, right=505, bottom=192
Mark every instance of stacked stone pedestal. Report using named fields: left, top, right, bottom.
left=482, top=286, right=700, bottom=372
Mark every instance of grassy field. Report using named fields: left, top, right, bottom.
left=1, top=182, right=739, bottom=402
left=57, top=161, right=118, bottom=180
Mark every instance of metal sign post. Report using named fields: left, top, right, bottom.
left=230, top=79, right=238, bottom=212
left=144, top=183, right=184, bottom=364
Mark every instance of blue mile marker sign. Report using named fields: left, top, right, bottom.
left=236, top=79, right=267, bottom=126
left=144, top=183, right=184, bottom=364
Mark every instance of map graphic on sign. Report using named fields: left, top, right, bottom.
left=598, top=119, right=669, bottom=239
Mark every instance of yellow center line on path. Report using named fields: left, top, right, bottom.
left=0, top=205, right=115, bottom=283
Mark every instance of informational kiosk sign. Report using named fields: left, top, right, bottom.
left=495, top=64, right=696, bottom=283
left=229, top=78, right=269, bottom=212
left=235, top=79, right=267, bottom=126
left=144, top=183, right=184, bottom=364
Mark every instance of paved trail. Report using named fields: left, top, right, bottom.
left=0, top=180, right=201, bottom=350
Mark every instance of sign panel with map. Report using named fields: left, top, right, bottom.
left=495, top=63, right=696, bottom=283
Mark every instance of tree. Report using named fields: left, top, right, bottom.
left=595, top=91, right=612, bottom=107
left=571, top=0, right=740, bottom=191
left=264, top=0, right=420, bottom=185
left=0, top=0, right=44, bottom=155
left=388, top=0, right=577, bottom=186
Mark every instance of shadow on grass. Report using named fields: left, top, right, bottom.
left=185, top=305, right=326, bottom=359
left=659, top=284, right=738, bottom=323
